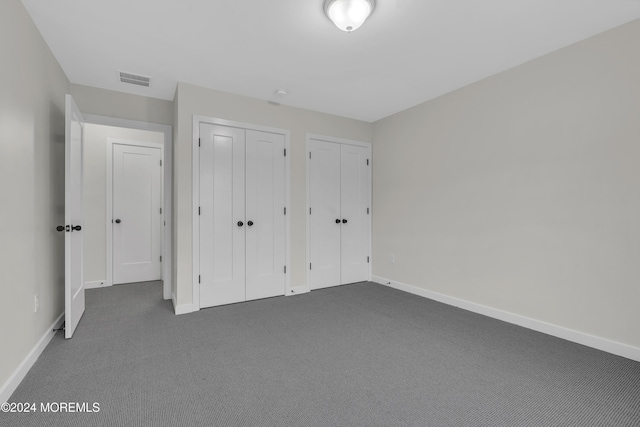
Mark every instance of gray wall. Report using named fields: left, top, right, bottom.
left=0, top=0, right=70, bottom=391
left=173, top=83, right=373, bottom=306
left=372, top=19, right=640, bottom=348
left=83, top=124, right=164, bottom=283
left=70, top=84, right=174, bottom=126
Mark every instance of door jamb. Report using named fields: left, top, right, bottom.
left=106, top=138, right=164, bottom=288
left=83, top=114, right=173, bottom=300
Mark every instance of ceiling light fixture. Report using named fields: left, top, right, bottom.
left=324, top=0, right=375, bottom=32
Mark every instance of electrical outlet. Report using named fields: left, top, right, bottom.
left=34, top=294, right=39, bottom=313
left=389, top=254, right=395, bottom=264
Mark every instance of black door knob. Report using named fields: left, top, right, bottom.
left=56, top=225, right=65, bottom=232
left=72, top=225, right=82, bottom=231
left=342, top=219, right=348, bottom=224
left=115, top=219, right=121, bottom=224
left=237, top=221, right=244, bottom=227
left=247, top=221, right=254, bottom=226
left=336, top=219, right=341, bottom=224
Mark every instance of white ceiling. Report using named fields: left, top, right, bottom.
left=21, top=0, right=640, bottom=122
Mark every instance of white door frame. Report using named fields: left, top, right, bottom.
left=83, top=114, right=173, bottom=300
left=305, top=133, right=372, bottom=291
left=106, top=138, right=164, bottom=287
left=192, top=115, right=291, bottom=311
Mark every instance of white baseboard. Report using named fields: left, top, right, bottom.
left=171, top=286, right=310, bottom=314
left=0, top=313, right=64, bottom=403
left=84, top=280, right=107, bottom=290
left=371, top=275, right=640, bottom=362
left=172, top=293, right=195, bottom=315
left=286, top=285, right=310, bottom=296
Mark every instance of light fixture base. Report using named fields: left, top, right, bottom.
left=324, top=0, right=375, bottom=32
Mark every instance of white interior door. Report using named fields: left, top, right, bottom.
left=308, top=140, right=341, bottom=290
left=340, top=144, right=370, bottom=284
left=112, top=143, right=162, bottom=284
left=245, top=130, right=286, bottom=301
left=199, top=123, right=246, bottom=307
left=64, top=94, right=85, bottom=339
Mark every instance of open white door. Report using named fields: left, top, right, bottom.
left=64, top=94, right=85, bottom=339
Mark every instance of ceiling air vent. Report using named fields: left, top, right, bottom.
left=118, top=71, right=151, bottom=87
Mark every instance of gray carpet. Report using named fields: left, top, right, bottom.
left=3, top=281, right=639, bottom=426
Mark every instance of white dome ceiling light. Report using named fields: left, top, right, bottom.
left=324, top=0, right=375, bottom=32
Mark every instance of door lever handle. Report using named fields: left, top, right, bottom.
left=335, top=219, right=341, bottom=224
left=115, top=219, right=121, bottom=224
left=237, top=221, right=244, bottom=227
left=56, top=225, right=65, bottom=232
left=342, top=219, right=348, bottom=224
left=72, top=225, right=82, bottom=231
left=247, top=221, right=254, bottom=226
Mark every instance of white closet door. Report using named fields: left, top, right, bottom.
left=199, top=123, right=246, bottom=308
left=112, top=144, right=163, bottom=284
left=308, top=140, right=341, bottom=290
left=245, top=130, right=286, bottom=301
left=340, top=144, right=370, bottom=284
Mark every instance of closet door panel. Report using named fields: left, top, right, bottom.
left=340, top=144, right=370, bottom=284
left=308, top=140, right=341, bottom=289
left=199, top=123, right=246, bottom=308
left=245, top=130, right=286, bottom=301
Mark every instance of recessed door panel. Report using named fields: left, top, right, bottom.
left=245, top=130, right=286, bottom=301
left=199, top=123, right=246, bottom=307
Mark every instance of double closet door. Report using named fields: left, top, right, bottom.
left=308, top=138, right=371, bottom=290
left=198, top=123, right=286, bottom=308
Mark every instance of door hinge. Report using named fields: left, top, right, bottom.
left=367, top=159, right=369, bottom=165
left=199, top=275, right=201, bottom=283
left=284, top=148, right=287, bottom=157
left=367, top=256, right=370, bottom=263
left=309, top=207, right=312, bottom=215
left=284, top=207, right=286, bottom=215
left=367, top=207, right=370, bottom=214
left=160, top=207, right=162, bottom=214
left=309, top=152, right=311, bottom=159
left=160, top=159, right=162, bottom=166
left=199, top=206, right=201, bottom=215
left=284, top=266, right=287, bottom=274
left=198, top=138, right=201, bottom=147
left=160, top=256, right=162, bottom=262
left=310, top=263, right=312, bottom=270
